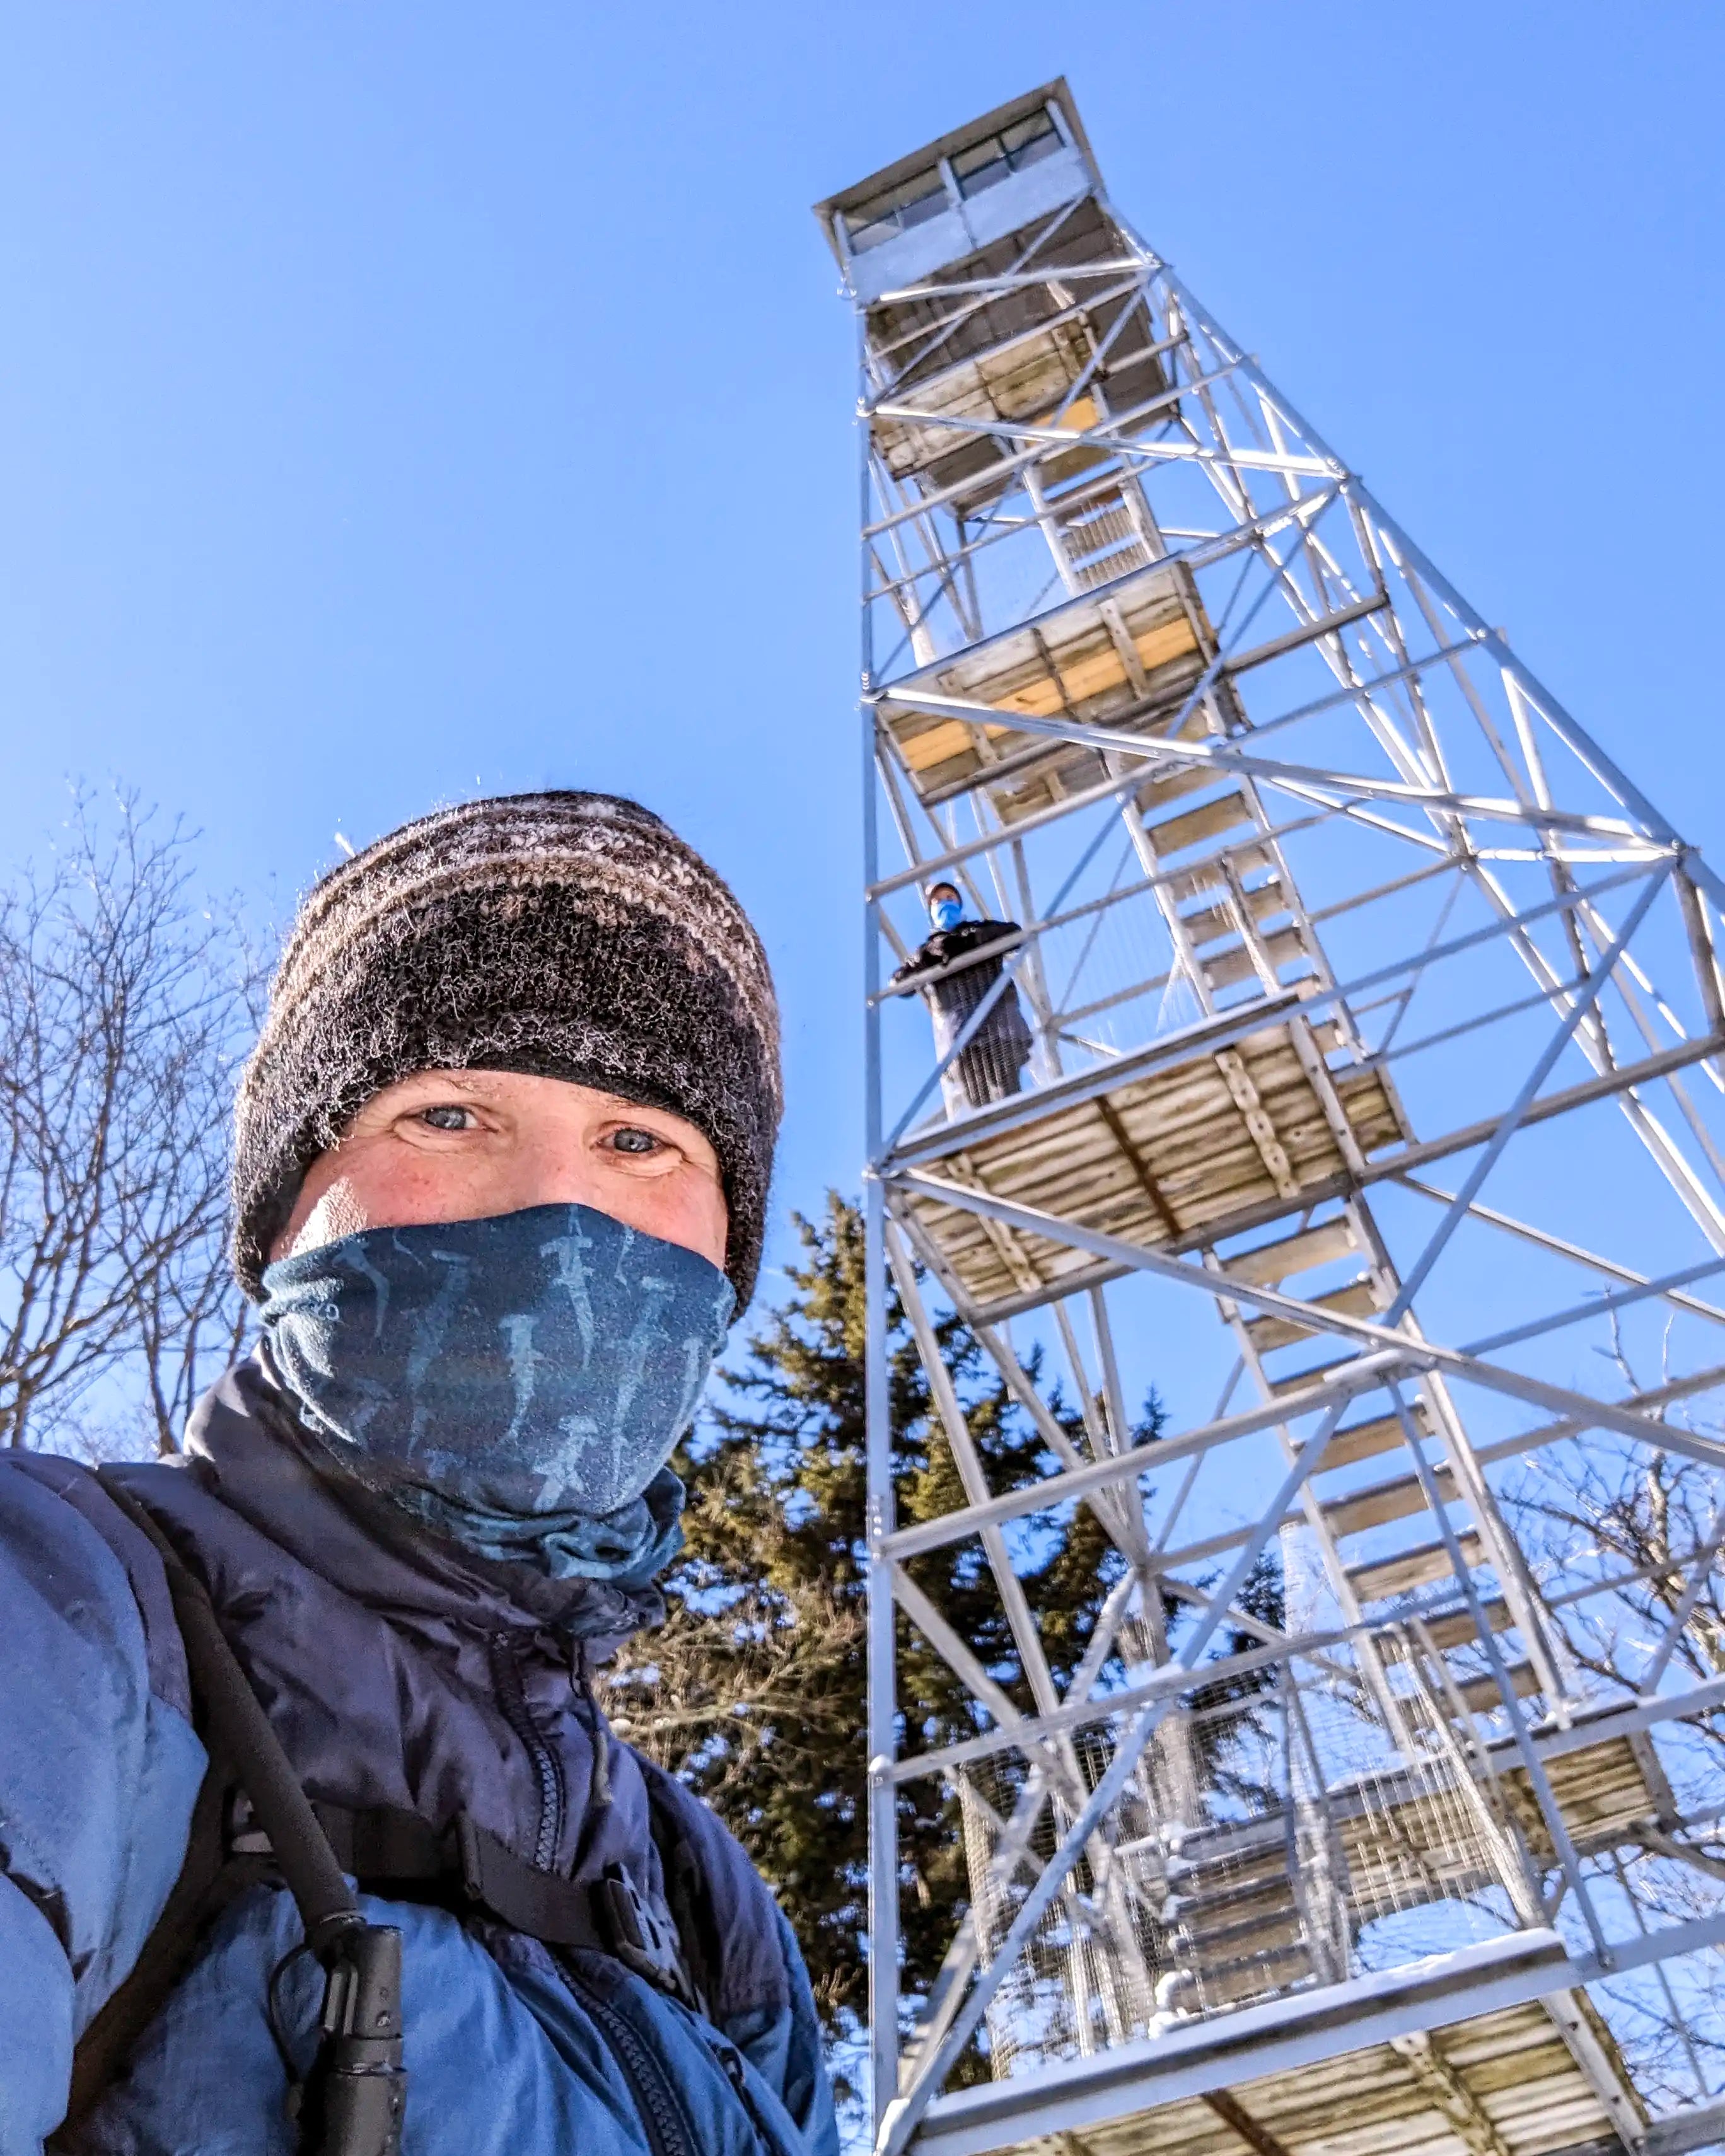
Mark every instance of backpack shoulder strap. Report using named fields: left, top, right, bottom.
left=88, top=1471, right=363, bottom=1949
left=305, top=1797, right=705, bottom=2015
left=62, top=1472, right=405, bottom=2156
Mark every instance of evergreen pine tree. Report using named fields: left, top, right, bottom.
left=605, top=1193, right=1277, bottom=2083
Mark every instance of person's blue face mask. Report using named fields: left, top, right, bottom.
left=931, top=897, right=964, bottom=932
left=258, top=1202, right=735, bottom=1582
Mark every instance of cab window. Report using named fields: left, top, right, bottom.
left=951, top=109, right=1061, bottom=199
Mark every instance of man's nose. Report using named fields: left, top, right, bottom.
left=511, top=1149, right=608, bottom=1214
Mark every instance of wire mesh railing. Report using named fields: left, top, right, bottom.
left=946, top=1622, right=1538, bottom=2078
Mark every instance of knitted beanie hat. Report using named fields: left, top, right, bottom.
left=231, top=792, right=781, bottom=1307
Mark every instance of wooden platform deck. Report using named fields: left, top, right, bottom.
left=900, top=1015, right=1407, bottom=1318
left=880, top=555, right=1240, bottom=825
left=998, top=1998, right=1639, bottom=2156
left=1506, top=1734, right=1674, bottom=1860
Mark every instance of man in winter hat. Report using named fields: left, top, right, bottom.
left=0, top=793, right=837, bottom=2156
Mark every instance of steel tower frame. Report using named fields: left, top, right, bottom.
left=816, top=82, right=1725, bottom=2156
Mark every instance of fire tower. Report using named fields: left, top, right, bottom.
left=816, top=83, right=1725, bottom=2156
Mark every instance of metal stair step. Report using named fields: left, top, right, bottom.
left=1074, top=541, right=1153, bottom=589
left=1058, top=491, right=1138, bottom=550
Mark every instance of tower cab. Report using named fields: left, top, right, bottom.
left=814, top=81, right=1170, bottom=511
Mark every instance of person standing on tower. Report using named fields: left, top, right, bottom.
left=0, top=792, right=836, bottom=2156
left=892, top=879, right=1035, bottom=1116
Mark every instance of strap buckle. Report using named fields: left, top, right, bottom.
left=442, top=1817, right=700, bottom=2011
left=596, top=1863, right=697, bottom=2009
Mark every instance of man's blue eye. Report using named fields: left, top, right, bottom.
left=421, top=1106, right=469, bottom=1131
left=612, top=1128, right=658, bottom=1156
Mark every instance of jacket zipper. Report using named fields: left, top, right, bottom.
left=560, top=1961, right=697, bottom=2156
left=716, top=2043, right=777, bottom=2150
left=494, top=1635, right=706, bottom=2156
left=572, top=1638, right=613, bottom=1811
left=488, top=1630, right=565, bottom=1872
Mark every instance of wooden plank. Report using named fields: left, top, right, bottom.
left=1037, top=1998, right=1625, bottom=2156
left=1511, top=1737, right=1661, bottom=1855
left=1348, top=1530, right=1484, bottom=1601
left=1150, top=791, right=1255, bottom=858
left=1321, top=1461, right=1455, bottom=1539
left=1321, top=1413, right=1414, bottom=1469
left=1204, top=928, right=1313, bottom=994
left=896, top=715, right=1011, bottom=774
left=1456, top=1664, right=1540, bottom=1714
left=1135, top=760, right=1223, bottom=817
left=1223, top=1218, right=1361, bottom=1287
left=984, top=687, right=1223, bottom=826
left=1095, top=1096, right=1180, bottom=1237
left=1379, top=1601, right=1511, bottom=1655
left=1193, top=1949, right=1313, bottom=2010
left=1183, top=878, right=1291, bottom=949
left=1214, top=1047, right=1300, bottom=1200
left=1168, top=842, right=1274, bottom=901
left=902, top=1026, right=1410, bottom=1304
left=1245, top=1278, right=1382, bottom=1355
left=1201, top=2090, right=1298, bottom=2156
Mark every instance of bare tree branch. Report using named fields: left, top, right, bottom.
left=0, top=788, right=263, bottom=1456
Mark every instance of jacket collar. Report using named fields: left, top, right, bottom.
left=179, top=1347, right=664, bottom=1650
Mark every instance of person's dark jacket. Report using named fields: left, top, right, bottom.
left=891, top=917, right=1034, bottom=1110
left=0, top=1350, right=836, bottom=2156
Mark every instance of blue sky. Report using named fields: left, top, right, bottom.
left=3, top=0, right=1722, bottom=1286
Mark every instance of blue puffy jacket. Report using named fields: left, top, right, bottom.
left=0, top=1353, right=838, bottom=2156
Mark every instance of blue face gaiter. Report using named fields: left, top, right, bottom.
left=258, top=1202, right=736, bottom=1585
left=931, top=898, right=964, bottom=932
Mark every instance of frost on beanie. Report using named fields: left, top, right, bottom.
left=231, top=792, right=781, bottom=1308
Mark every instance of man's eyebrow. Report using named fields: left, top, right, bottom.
left=400, top=1070, right=494, bottom=1095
